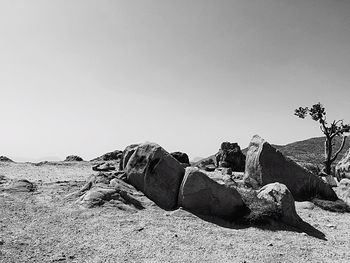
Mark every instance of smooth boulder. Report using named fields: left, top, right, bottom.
left=178, top=167, right=245, bottom=219
left=125, top=143, right=185, bottom=210
left=257, top=183, right=303, bottom=227
left=244, top=135, right=337, bottom=201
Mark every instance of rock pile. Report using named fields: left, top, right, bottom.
left=215, top=142, right=246, bottom=172
left=73, top=141, right=326, bottom=230
left=76, top=175, right=147, bottom=209
left=244, top=135, right=337, bottom=201
left=118, top=142, right=294, bottom=223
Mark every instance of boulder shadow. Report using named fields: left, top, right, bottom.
left=190, top=211, right=327, bottom=240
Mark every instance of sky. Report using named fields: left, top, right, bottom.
left=1, top=0, right=350, bottom=161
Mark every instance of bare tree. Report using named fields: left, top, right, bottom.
left=294, top=103, right=350, bottom=176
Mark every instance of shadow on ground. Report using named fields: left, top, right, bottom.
left=191, top=211, right=327, bottom=240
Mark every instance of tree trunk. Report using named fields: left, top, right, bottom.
left=323, top=137, right=332, bottom=175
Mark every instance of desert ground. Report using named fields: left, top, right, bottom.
left=0, top=161, right=349, bottom=263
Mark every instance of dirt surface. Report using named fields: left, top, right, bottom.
left=1, top=162, right=350, bottom=262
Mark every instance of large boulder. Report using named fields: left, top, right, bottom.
left=215, top=142, right=245, bottom=172
left=119, top=144, right=140, bottom=171
left=178, top=167, right=245, bottom=219
left=244, top=135, right=337, bottom=201
left=257, top=183, right=303, bottom=227
left=64, top=155, right=83, bottom=162
left=125, top=143, right=185, bottom=210
left=170, top=152, right=190, bottom=165
left=336, top=148, right=350, bottom=180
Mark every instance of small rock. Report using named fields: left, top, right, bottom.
left=204, top=164, right=216, bottom=172
left=0, top=239, right=4, bottom=245
left=64, top=155, right=83, bottom=162
left=295, top=201, right=315, bottom=210
left=326, top=224, right=336, bottom=229
left=135, top=227, right=144, bottom=232
left=267, top=243, right=273, bottom=246
left=51, top=253, right=66, bottom=262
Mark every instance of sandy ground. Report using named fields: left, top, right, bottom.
left=0, top=162, right=350, bottom=263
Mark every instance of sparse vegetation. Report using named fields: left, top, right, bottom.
left=295, top=103, right=350, bottom=175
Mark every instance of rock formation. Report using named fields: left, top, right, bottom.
left=215, top=142, right=246, bottom=172
left=244, top=135, right=337, bottom=201
left=77, top=178, right=145, bottom=209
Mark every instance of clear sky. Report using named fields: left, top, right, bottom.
left=1, top=0, right=350, bottom=161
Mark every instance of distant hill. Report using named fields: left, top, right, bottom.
left=193, top=136, right=350, bottom=167
left=243, top=136, right=350, bottom=165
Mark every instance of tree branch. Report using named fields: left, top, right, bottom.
left=330, top=136, right=347, bottom=163
left=320, top=119, right=329, bottom=137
